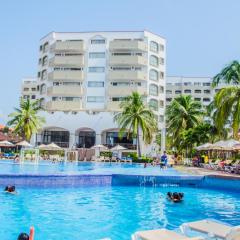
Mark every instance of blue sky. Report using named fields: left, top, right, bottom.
left=0, top=0, right=239, bottom=123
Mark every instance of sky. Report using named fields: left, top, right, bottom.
left=0, top=0, right=239, bottom=123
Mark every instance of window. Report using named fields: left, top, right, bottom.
left=166, top=98, right=172, bottom=102
left=184, top=82, right=192, bottom=86
left=87, top=96, right=104, bottom=102
left=204, top=90, right=211, bottom=94
left=195, top=89, right=201, bottom=93
left=63, top=82, right=81, bottom=86
left=203, top=82, right=211, bottom=86
left=42, top=56, right=48, bottom=66
left=112, top=97, right=127, bottom=102
left=91, top=39, right=105, bottom=44
left=40, top=84, right=46, bottom=94
left=112, top=82, right=130, bottom=87
left=43, top=42, right=49, bottom=52
left=113, top=52, right=131, bottom=56
left=159, top=44, right=164, bottom=51
left=150, top=55, right=159, bottom=67
left=159, top=86, right=164, bottom=93
left=203, top=98, right=210, bottom=102
left=31, top=95, right=36, bottom=99
left=23, top=88, right=29, bottom=91
left=38, top=72, right=41, bottom=78
left=88, top=81, right=104, bottom=87
left=159, top=57, right=164, bottom=65
left=184, top=89, right=191, bottom=94
left=175, top=90, right=181, bottom=94
left=194, top=98, right=201, bottom=101
left=149, top=84, right=158, bottom=96
left=159, top=100, right=164, bottom=108
left=112, top=67, right=131, bottom=71
left=38, top=58, right=41, bottom=65
left=175, top=83, right=182, bottom=86
left=149, top=69, right=158, bottom=81
left=160, top=72, right=164, bottom=79
left=149, top=99, right=158, bottom=111
left=215, top=89, right=220, bottom=93
left=88, top=67, right=105, bottom=73
left=89, top=52, right=105, bottom=58
left=194, top=82, right=201, bottom=86
left=62, top=97, right=81, bottom=102
left=166, top=90, right=172, bottom=94
left=32, top=88, right=36, bottom=91
left=23, top=95, right=29, bottom=99
left=41, top=70, right=47, bottom=80
left=150, top=41, right=159, bottom=52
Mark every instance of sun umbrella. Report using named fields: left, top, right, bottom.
left=195, top=143, right=213, bottom=151
left=39, top=143, right=62, bottom=151
left=91, top=144, right=108, bottom=150
left=110, top=144, right=126, bottom=151
left=16, top=140, right=33, bottom=148
left=0, top=140, right=15, bottom=147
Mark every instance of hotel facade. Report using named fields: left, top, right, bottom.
left=22, top=31, right=166, bottom=155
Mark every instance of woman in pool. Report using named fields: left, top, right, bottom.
left=167, top=192, right=184, bottom=203
left=4, top=185, right=17, bottom=194
left=18, top=227, right=34, bottom=240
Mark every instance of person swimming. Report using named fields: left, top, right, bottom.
left=4, top=185, right=17, bottom=194
left=18, top=227, right=34, bottom=240
left=167, top=192, right=184, bottom=202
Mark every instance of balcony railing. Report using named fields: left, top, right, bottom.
left=109, top=40, right=147, bottom=51
left=108, top=70, right=147, bottom=81
left=48, top=71, right=84, bottom=81
left=109, top=55, right=147, bottom=66
left=50, top=41, right=84, bottom=52
left=49, top=56, right=84, bottom=67
left=47, top=86, right=83, bottom=96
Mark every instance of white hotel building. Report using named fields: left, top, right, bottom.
left=22, top=31, right=166, bottom=154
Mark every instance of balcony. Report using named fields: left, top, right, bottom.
left=48, top=71, right=84, bottom=81
left=49, top=56, right=84, bottom=67
left=108, top=86, right=147, bottom=96
left=108, top=71, right=147, bottom=81
left=46, top=100, right=82, bottom=111
left=47, top=86, right=83, bottom=96
left=109, top=40, right=147, bottom=51
left=50, top=41, right=84, bottom=52
left=106, top=101, right=121, bottom=111
left=109, top=55, right=147, bottom=66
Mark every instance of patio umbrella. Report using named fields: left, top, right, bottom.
left=195, top=143, right=213, bottom=151
left=91, top=144, right=108, bottom=157
left=16, top=140, right=32, bottom=148
left=0, top=140, right=15, bottom=147
left=110, top=144, right=126, bottom=159
left=39, top=143, right=62, bottom=151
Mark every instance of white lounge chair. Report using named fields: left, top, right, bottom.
left=181, top=219, right=240, bottom=240
left=132, top=229, right=204, bottom=240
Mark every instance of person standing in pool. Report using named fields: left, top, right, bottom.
left=18, top=227, right=34, bottom=240
left=160, top=151, right=168, bottom=169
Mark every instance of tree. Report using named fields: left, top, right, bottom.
left=114, top=92, right=158, bottom=157
left=211, top=61, right=240, bottom=139
left=7, top=98, right=45, bottom=141
left=166, top=95, right=203, bottom=149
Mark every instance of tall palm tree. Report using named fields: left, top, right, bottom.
left=114, top=92, right=158, bottom=157
left=7, top=98, right=45, bottom=141
left=166, top=95, right=203, bottom=148
left=211, top=61, right=240, bottom=139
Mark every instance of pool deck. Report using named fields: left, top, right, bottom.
left=176, top=166, right=240, bottom=179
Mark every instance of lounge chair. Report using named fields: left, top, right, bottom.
left=180, top=219, right=240, bottom=240
left=104, top=156, right=110, bottom=162
left=111, top=156, right=117, bottom=162
left=132, top=229, right=204, bottom=240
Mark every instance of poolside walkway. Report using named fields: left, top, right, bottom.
left=175, top=166, right=240, bottom=179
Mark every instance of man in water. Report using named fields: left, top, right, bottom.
left=4, top=185, right=17, bottom=194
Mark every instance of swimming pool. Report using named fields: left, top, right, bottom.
left=0, top=186, right=239, bottom=240
left=0, top=160, right=183, bottom=176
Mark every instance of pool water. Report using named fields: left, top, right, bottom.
left=0, top=160, right=183, bottom=176
left=0, top=186, right=239, bottom=240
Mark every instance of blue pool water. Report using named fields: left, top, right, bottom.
left=0, top=160, right=183, bottom=176
left=0, top=186, right=239, bottom=240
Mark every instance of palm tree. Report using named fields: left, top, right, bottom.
left=166, top=95, right=203, bottom=148
left=212, top=60, right=240, bottom=87
left=211, top=61, right=240, bottom=139
left=7, top=98, right=45, bottom=141
left=114, top=92, right=158, bottom=157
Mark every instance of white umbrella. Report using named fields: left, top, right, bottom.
left=0, top=140, right=15, bottom=147
left=16, top=140, right=32, bottom=148
left=39, top=142, right=62, bottom=151
left=111, top=144, right=126, bottom=159
left=91, top=144, right=108, bottom=150
left=195, top=143, right=213, bottom=151
left=111, top=144, right=126, bottom=151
